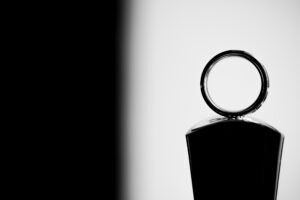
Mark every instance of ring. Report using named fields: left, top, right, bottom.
left=200, top=50, right=269, bottom=118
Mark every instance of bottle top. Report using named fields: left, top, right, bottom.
left=200, top=50, right=269, bottom=118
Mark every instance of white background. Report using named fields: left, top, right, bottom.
left=124, top=0, right=300, bottom=199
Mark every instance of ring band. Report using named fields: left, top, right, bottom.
left=200, top=50, right=269, bottom=118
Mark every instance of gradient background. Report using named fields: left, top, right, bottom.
left=121, top=0, right=300, bottom=199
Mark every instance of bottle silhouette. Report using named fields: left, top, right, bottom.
left=186, top=50, right=284, bottom=200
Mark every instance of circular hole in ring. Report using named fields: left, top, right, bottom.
left=206, top=56, right=261, bottom=112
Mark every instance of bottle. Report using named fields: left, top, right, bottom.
left=186, top=50, right=284, bottom=200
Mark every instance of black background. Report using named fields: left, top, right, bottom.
left=8, top=1, right=125, bottom=199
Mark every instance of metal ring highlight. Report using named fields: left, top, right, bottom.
left=200, top=50, right=269, bottom=118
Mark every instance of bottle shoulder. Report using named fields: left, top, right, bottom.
left=186, top=116, right=283, bottom=137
